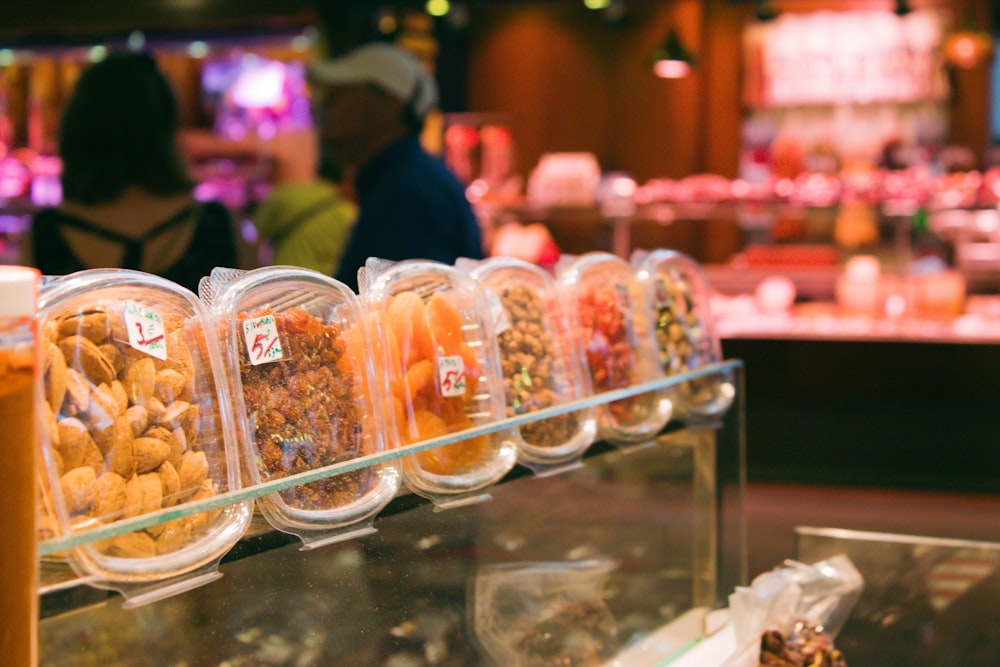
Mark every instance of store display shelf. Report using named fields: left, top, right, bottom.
left=39, top=359, right=742, bottom=557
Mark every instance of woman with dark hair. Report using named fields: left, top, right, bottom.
left=25, top=51, right=238, bottom=293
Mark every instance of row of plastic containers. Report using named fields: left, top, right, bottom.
left=38, top=250, right=734, bottom=604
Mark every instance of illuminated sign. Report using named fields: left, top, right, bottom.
left=743, top=10, right=950, bottom=108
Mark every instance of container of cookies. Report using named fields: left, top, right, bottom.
left=468, top=257, right=597, bottom=472
left=36, top=269, right=252, bottom=604
left=360, top=259, right=517, bottom=507
left=633, top=249, right=734, bottom=422
left=201, top=266, right=399, bottom=548
left=556, top=252, right=672, bottom=445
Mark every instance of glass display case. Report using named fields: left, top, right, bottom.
left=38, top=361, right=746, bottom=666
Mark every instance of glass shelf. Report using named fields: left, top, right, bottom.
left=40, top=360, right=742, bottom=556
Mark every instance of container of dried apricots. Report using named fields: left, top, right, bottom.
left=201, top=266, right=399, bottom=547
left=633, top=249, right=734, bottom=422
left=556, top=252, right=672, bottom=444
left=36, top=269, right=252, bottom=605
left=468, top=257, right=597, bottom=472
left=360, top=259, right=517, bottom=507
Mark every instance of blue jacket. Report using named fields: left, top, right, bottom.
left=334, top=134, right=484, bottom=291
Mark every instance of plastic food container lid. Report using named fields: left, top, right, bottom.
left=361, top=259, right=517, bottom=505
left=201, top=266, right=399, bottom=547
left=37, top=269, right=251, bottom=595
left=470, top=257, right=597, bottom=469
left=557, top=252, right=671, bottom=444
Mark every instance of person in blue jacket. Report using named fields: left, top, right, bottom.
left=307, top=42, right=483, bottom=291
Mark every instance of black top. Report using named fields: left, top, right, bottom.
left=31, top=201, right=238, bottom=293
left=333, top=134, right=483, bottom=292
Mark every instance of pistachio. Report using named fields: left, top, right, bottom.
left=134, top=437, right=170, bottom=474
left=91, top=472, right=127, bottom=520
left=58, top=310, right=111, bottom=343
left=123, top=356, right=156, bottom=405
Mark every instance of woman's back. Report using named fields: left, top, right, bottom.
left=31, top=189, right=237, bottom=293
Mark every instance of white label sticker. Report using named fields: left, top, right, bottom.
left=243, top=314, right=284, bottom=366
left=438, top=355, right=467, bottom=397
left=123, top=301, right=167, bottom=360
left=485, top=287, right=510, bottom=336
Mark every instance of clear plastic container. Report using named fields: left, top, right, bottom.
left=633, top=249, right=734, bottom=422
left=360, top=259, right=517, bottom=507
left=36, top=269, right=252, bottom=606
left=201, top=266, right=399, bottom=548
left=557, top=252, right=672, bottom=444
left=469, top=257, right=597, bottom=473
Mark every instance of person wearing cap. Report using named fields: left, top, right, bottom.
left=308, top=42, right=484, bottom=291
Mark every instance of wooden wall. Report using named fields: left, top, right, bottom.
left=463, top=0, right=993, bottom=182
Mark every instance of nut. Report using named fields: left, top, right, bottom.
left=123, top=357, right=156, bottom=405
left=145, top=397, right=166, bottom=424
left=58, top=335, right=116, bottom=387
left=100, top=344, right=126, bottom=376
left=56, top=418, right=94, bottom=470
left=109, top=380, right=129, bottom=414
left=63, top=368, right=91, bottom=416
left=106, top=418, right=136, bottom=479
left=58, top=310, right=111, bottom=343
left=122, top=473, right=163, bottom=520
left=59, top=467, right=96, bottom=515
left=44, top=343, right=68, bottom=413
left=153, top=369, right=187, bottom=404
left=167, top=428, right=187, bottom=470
left=160, top=401, right=190, bottom=431
left=123, top=405, right=149, bottom=438
left=154, top=517, right=194, bottom=555
left=87, top=383, right=121, bottom=425
left=91, top=472, right=127, bottom=520
left=134, top=437, right=170, bottom=474
left=156, top=461, right=181, bottom=507
left=177, top=450, right=208, bottom=500
left=106, top=532, right=157, bottom=558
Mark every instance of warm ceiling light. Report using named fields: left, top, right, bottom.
left=584, top=0, right=611, bottom=10
left=651, top=28, right=695, bottom=79
left=943, top=29, right=994, bottom=69
left=426, top=0, right=450, bottom=17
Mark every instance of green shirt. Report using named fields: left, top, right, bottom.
left=252, top=181, right=357, bottom=276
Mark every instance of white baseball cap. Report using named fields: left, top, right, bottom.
left=307, top=42, right=439, bottom=118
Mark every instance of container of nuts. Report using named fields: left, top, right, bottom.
left=633, top=249, right=734, bottom=423
left=360, top=259, right=517, bottom=508
left=468, top=257, right=597, bottom=472
left=556, top=252, right=672, bottom=445
left=36, top=269, right=252, bottom=604
left=201, top=266, right=400, bottom=548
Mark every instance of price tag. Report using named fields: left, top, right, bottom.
left=614, top=282, right=631, bottom=314
left=438, top=355, right=467, bottom=397
left=243, top=315, right=284, bottom=366
left=485, top=287, right=510, bottom=336
left=653, top=279, right=671, bottom=309
left=123, top=301, right=167, bottom=360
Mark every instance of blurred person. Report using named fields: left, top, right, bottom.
left=25, top=52, right=238, bottom=293
left=250, top=127, right=358, bottom=276
left=307, top=42, right=483, bottom=291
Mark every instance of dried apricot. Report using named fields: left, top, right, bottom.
left=387, top=292, right=432, bottom=368
left=425, top=292, right=465, bottom=357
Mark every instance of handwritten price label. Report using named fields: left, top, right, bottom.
left=653, top=279, right=671, bottom=308
left=243, top=315, right=284, bottom=366
left=614, top=283, right=632, bottom=315
left=123, top=301, right=167, bottom=360
left=485, top=287, right=510, bottom=336
left=438, top=355, right=466, bottom=397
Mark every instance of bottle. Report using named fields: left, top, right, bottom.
left=0, top=265, right=40, bottom=667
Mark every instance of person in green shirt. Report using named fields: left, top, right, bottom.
left=252, top=128, right=357, bottom=276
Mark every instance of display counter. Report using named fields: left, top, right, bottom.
left=38, top=363, right=747, bottom=666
